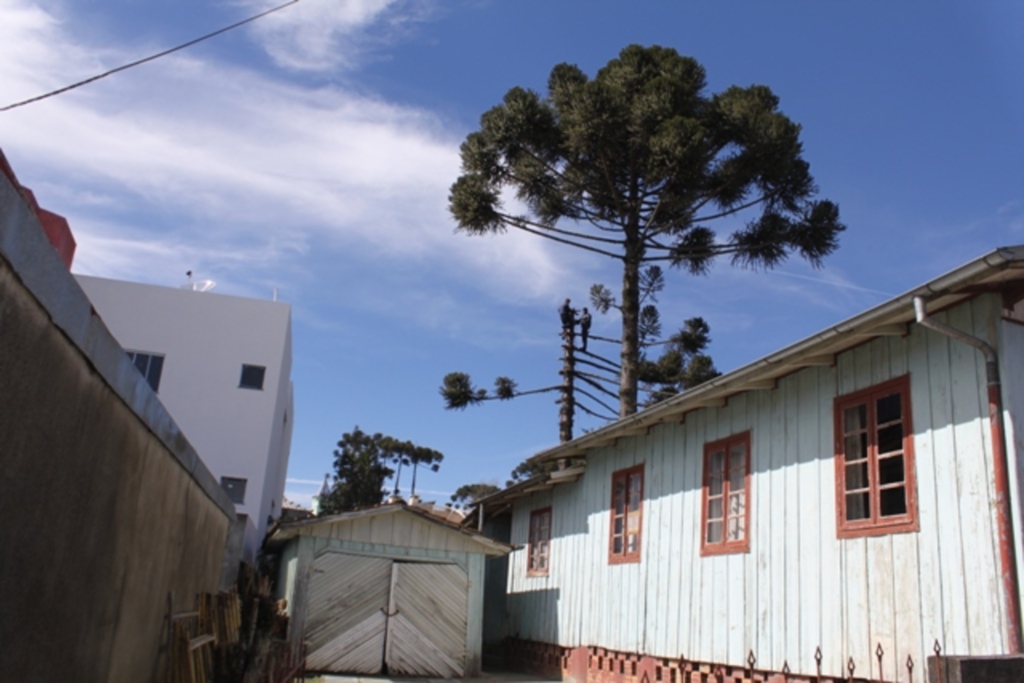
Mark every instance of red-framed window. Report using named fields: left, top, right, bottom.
left=609, top=464, right=644, bottom=564
left=701, top=432, right=751, bottom=556
left=834, top=375, right=918, bottom=538
left=527, top=507, right=552, bottom=576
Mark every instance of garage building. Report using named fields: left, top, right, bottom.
left=270, top=503, right=511, bottom=677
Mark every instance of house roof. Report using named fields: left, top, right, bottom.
left=524, top=245, right=1024, bottom=465
left=463, top=465, right=587, bottom=524
left=267, top=502, right=513, bottom=557
left=466, top=246, right=1024, bottom=517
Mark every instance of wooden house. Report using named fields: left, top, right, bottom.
left=269, top=503, right=510, bottom=677
left=475, top=247, right=1024, bottom=682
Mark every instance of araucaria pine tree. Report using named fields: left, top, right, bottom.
left=449, top=44, right=845, bottom=417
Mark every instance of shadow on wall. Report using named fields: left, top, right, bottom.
left=0, top=152, right=234, bottom=681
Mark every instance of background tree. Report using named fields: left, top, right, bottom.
left=638, top=316, right=719, bottom=406
left=507, top=458, right=558, bottom=486
left=449, top=44, right=844, bottom=417
left=442, top=266, right=719, bottom=442
left=318, top=426, right=394, bottom=514
left=440, top=373, right=555, bottom=409
left=449, top=483, right=501, bottom=510
left=319, top=427, right=445, bottom=514
left=591, top=266, right=719, bottom=406
left=379, top=438, right=444, bottom=499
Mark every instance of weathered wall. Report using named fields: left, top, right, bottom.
left=0, top=168, right=235, bottom=681
left=505, top=293, right=1010, bottom=681
left=281, top=527, right=489, bottom=676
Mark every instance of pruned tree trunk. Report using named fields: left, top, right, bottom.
left=559, top=326, right=575, bottom=442
left=619, top=231, right=642, bottom=417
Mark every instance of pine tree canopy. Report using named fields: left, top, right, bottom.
left=449, top=44, right=844, bottom=416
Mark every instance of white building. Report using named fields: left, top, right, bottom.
left=77, top=275, right=294, bottom=560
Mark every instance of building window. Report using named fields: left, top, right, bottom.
left=239, top=364, right=266, bottom=390
left=127, top=351, right=164, bottom=392
left=528, top=507, right=552, bottom=576
left=701, top=431, right=751, bottom=556
left=609, top=464, right=644, bottom=564
left=835, top=375, right=918, bottom=538
left=220, top=477, right=247, bottom=505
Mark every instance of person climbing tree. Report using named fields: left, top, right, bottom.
left=559, top=298, right=575, bottom=331
left=578, top=307, right=592, bottom=352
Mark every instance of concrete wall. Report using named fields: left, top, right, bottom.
left=76, top=273, right=294, bottom=558
left=0, top=167, right=235, bottom=681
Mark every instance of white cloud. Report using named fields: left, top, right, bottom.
left=998, top=201, right=1024, bottom=233
left=243, top=0, right=435, bottom=72
left=0, top=0, right=576, bottom=313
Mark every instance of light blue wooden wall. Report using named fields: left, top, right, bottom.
left=506, top=294, right=1017, bottom=681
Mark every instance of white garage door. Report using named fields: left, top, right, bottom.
left=303, top=554, right=468, bottom=677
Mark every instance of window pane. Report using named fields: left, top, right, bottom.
left=846, top=491, right=870, bottom=520
left=240, top=364, right=266, bottom=390
left=132, top=353, right=148, bottom=374
left=709, top=473, right=723, bottom=496
left=729, top=444, right=746, bottom=489
left=710, top=449, right=725, bottom=474
left=729, top=491, right=745, bottom=517
left=628, top=473, right=641, bottom=511
left=613, top=481, right=625, bottom=514
left=220, top=477, right=247, bottom=505
left=613, top=537, right=623, bottom=554
left=880, top=486, right=908, bottom=517
left=877, top=392, right=902, bottom=424
left=613, top=517, right=623, bottom=535
left=627, top=512, right=641, bottom=533
left=727, top=516, right=745, bottom=542
left=844, top=404, right=867, bottom=433
left=878, top=455, right=905, bottom=486
left=706, top=520, right=723, bottom=544
left=627, top=533, right=638, bottom=553
left=844, top=433, right=867, bottom=461
left=878, top=424, right=903, bottom=455
left=845, top=462, right=869, bottom=491
left=147, top=355, right=164, bottom=392
left=707, top=497, right=723, bottom=521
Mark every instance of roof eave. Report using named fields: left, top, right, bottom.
left=530, top=245, right=1024, bottom=463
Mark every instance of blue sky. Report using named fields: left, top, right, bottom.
left=2, top=0, right=1022, bottom=507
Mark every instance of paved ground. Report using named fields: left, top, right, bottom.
left=315, top=671, right=555, bottom=683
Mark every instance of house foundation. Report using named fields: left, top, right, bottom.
left=506, top=638, right=887, bottom=683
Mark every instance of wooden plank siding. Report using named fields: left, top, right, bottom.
left=277, top=508, right=497, bottom=677
left=506, top=294, right=1015, bottom=680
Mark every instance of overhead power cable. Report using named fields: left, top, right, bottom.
left=1, top=0, right=300, bottom=112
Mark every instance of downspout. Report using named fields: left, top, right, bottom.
left=914, top=296, right=1023, bottom=653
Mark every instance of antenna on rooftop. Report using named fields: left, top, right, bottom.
left=180, top=270, right=217, bottom=292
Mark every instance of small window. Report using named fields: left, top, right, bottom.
left=701, top=432, right=751, bottom=556
left=127, top=351, right=164, bottom=392
left=609, top=464, right=644, bottom=564
left=220, top=477, right=247, bottom=505
left=528, top=507, right=552, bottom=576
left=239, top=364, right=266, bottom=390
left=835, top=375, right=918, bottom=538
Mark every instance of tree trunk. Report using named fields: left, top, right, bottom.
left=559, top=326, right=575, bottom=442
left=619, top=232, right=642, bottom=417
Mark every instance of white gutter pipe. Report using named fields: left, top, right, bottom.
left=914, top=296, right=1022, bottom=653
